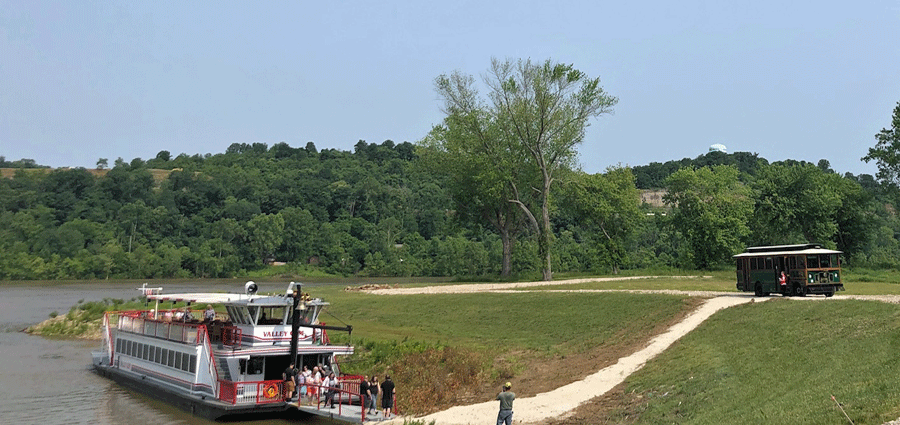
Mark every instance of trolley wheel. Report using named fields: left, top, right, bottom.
left=825, top=289, right=835, bottom=297
left=792, top=283, right=806, bottom=297
left=754, top=284, right=764, bottom=297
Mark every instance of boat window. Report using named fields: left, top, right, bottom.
left=247, top=306, right=259, bottom=325
left=248, top=357, right=264, bottom=375
left=259, top=306, right=287, bottom=325
left=155, top=346, right=161, bottom=363
left=175, top=351, right=182, bottom=370
left=142, top=344, right=149, bottom=360
left=168, top=349, right=176, bottom=367
left=226, top=306, right=250, bottom=325
left=299, top=308, right=314, bottom=325
left=189, top=355, right=197, bottom=373
left=156, top=323, right=167, bottom=338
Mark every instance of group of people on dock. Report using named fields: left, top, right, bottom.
left=359, top=374, right=395, bottom=418
left=282, top=365, right=396, bottom=418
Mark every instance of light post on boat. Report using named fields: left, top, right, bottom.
left=138, top=282, right=163, bottom=319
left=289, top=282, right=303, bottom=367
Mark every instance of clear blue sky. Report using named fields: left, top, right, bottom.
left=2, top=1, right=898, bottom=176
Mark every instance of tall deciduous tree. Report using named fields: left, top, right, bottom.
left=563, top=167, right=641, bottom=274
left=750, top=163, right=874, bottom=256
left=664, top=165, right=752, bottom=269
left=419, top=122, right=532, bottom=277
left=246, top=213, right=285, bottom=265
left=434, top=58, right=617, bottom=280
left=862, top=101, right=900, bottom=186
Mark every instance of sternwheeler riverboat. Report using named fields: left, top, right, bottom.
left=91, top=282, right=359, bottom=421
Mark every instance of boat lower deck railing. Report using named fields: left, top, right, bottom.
left=218, top=379, right=284, bottom=405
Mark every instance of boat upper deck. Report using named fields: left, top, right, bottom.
left=115, top=283, right=346, bottom=350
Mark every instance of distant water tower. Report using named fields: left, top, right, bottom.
left=709, top=144, right=727, bottom=153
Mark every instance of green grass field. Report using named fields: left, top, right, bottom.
left=314, top=271, right=900, bottom=421
left=322, top=288, right=693, bottom=354
left=616, top=299, right=900, bottom=425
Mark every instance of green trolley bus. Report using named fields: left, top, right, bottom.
left=733, top=243, right=844, bottom=297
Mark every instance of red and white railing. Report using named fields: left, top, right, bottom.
left=218, top=379, right=284, bottom=405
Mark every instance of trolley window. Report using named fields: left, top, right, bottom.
left=807, top=255, right=819, bottom=269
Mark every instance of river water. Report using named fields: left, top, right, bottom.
left=0, top=281, right=344, bottom=425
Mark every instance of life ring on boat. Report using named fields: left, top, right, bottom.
left=264, top=384, right=278, bottom=399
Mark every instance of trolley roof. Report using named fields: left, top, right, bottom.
left=733, top=246, right=842, bottom=258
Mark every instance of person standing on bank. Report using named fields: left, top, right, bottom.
left=381, top=375, right=396, bottom=417
left=496, top=382, right=515, bottom=425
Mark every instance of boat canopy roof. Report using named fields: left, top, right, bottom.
left=146, top=292, right=328, bottom=308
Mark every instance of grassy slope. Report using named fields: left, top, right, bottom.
left=597, top=299, right=900, bottom=425
left=322, top=287, right=693, bottom=355
left=318, top=273, right=900, bottom=420
left=317, top=284, right=699, bottom=413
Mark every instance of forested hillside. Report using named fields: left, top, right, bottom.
left=2, top=140, right=899, bottom=280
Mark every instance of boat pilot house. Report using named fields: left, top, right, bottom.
left=733, top=243, right=844, bottom=297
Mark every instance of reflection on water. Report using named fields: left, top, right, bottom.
left=0, top=281, right=342, bottom=425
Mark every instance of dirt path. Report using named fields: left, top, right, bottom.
left=366, top=277, right=760, bottom=425
left=365, top=275, right=713, bottom=296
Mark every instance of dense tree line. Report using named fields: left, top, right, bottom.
left=2, top=79, right=899, bottom=279
left=2, top=140, right=898, bottom=280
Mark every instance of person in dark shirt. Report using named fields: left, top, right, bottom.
left=381, top=375, right=396, bottom=417
left=496, top=382, right=515, bottom=425
left=359, top=376, right=372, bottom=416
left=283, top=364, right=296, bottom=401
left=369, top=376, right=380, bottom=415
